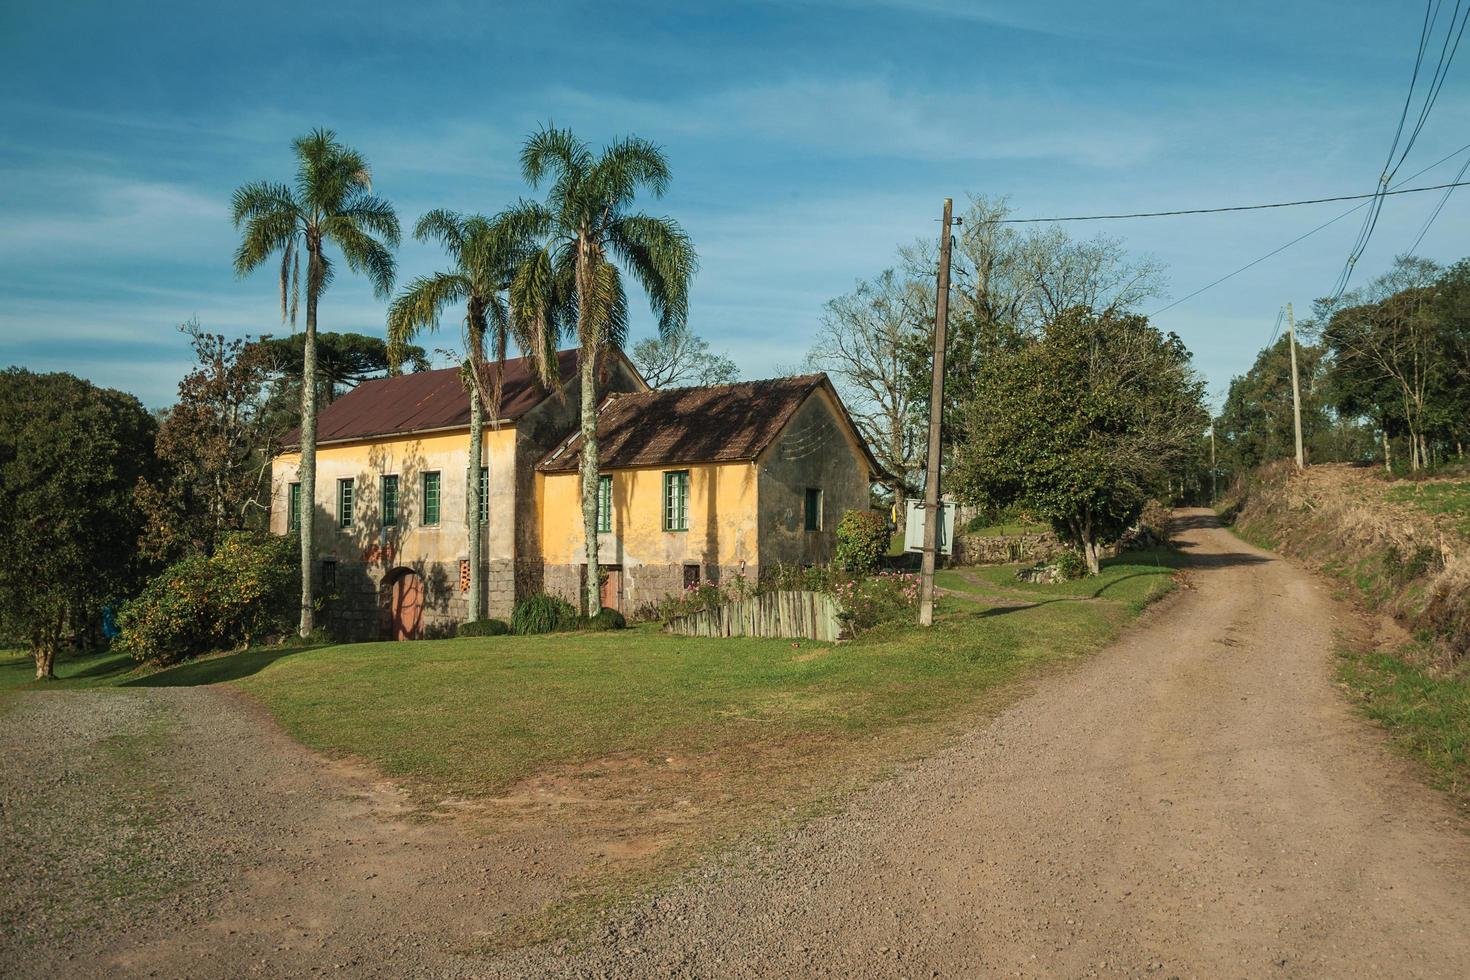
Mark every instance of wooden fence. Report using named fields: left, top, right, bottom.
left=664, top=590, right=846, bottom=642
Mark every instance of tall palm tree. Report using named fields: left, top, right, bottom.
left=387, top=211, right=551, bottom=622
left=233, top=129, right=400, bottom=637
left=504, top=127, right=697, bottom=615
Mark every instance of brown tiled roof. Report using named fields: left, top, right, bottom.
left=537, top=373, right=882, bottom=475
left=283, top=348, right=581, bottom=447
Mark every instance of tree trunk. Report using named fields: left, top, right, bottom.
left=33, top=633, right=57, bottom=680
left=1382, top=428, right=1392, bottom=473
left=467, top=384, right=484, bottom=622
left=1082, top=535, right=1101, bottom=576
left=579, top=343, right=601, bottom=617
left=298, top=254, right=319, bottom=638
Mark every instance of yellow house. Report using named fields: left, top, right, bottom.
left=271, top=350, right=881, bottom=638
left=270, top=348, right=645, bottom=638
left=535, top=374, right=883, bottom=615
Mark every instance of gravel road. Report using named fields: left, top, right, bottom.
left=3, top=510, right=1467, bottom=978
left=488, top=509, right=1470, bottom=978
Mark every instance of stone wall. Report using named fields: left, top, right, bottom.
left=952, top=531, right=1064, bottom=567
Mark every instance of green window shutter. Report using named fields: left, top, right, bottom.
left=338, top=478, right=354, bottom=528
left=664, top=471, right=688, bottom=531
left=597, top=475, right=613, bottom=533
left=479, top=467, right=489, bottom=524
left=382, top=475, right=398, bottom=527
left=804, top=487, right=822, bottom=531
left=422, top=471, right=441, bottom=525
left=288, top=482, right=301, bottom=532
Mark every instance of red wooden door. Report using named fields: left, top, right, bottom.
left=599, top=566, right=622, bottom=613
left=391, top=572, right=425, bottom=640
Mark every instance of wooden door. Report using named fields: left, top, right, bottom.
left=391, top=571, right=425, bottom=640
left=599, top=566, right=622, bottom=613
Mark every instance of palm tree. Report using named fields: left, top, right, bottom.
left=503, top=127, right=697, bottom=615
left=387, top=211, right=551, bottom=622
left=232, top=129, right=400, bottom=637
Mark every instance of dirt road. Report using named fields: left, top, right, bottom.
left=495, top=510, right=1470, bottom=978
left=3, top=511, right=1468, bottom=978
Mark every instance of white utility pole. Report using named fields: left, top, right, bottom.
left=918, top=198, right=956, bottom=627
left=1287, top=302, right=1304, bottom=470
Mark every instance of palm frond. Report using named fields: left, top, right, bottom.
left=606, top=213, right=697, bottom=334
left=325, top=217, right=397, bottom=298
left=590, top=136, right=672, bottom=211
left=520, top=125, right=592, bottom=189
left=340, top=190, right=401, bottom=248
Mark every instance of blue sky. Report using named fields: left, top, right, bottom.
left=1, top=0, right=1466, bottom=409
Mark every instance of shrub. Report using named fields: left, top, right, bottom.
left=834, top=509, right=890, bottom=575
left=830, top=570, right=921, bottom=631
left=458, top=618, right=510, bottom=637
left=116, top=532, right=296, bottom=665
left=1054, top=549, right=1088, bottom=580
left=583, top=607, right=627, bottom=631
left=511, top=593, right=579, bottom=635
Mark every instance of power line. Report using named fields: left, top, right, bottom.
left=993, top=179, right=1470, bottom=224
left=1150, top=141, right=1470, bottom=317
left=1329, top=0, right=1469, bottom=301
left=1406, top=146, right=1470, bottom=254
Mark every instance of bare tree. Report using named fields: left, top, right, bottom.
left=806, top=268, right=926, bottom=502
left=631, top=327, right=738, bottom=388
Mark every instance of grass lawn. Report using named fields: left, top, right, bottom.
left=963, top=522, right=1049, bottom=537
left=1339, top=645, right=1470, bottom=806
left=1, top=555, right=1178, bottom=946
left=1384, top=480, right=1470, bottom=536
left=2, top=552, right=1179, bottom=804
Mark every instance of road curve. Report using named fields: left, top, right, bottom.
left=493, top=509, right=1470, bottom=979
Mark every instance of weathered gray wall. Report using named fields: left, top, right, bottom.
left=757, top=391, right=871, bottom=570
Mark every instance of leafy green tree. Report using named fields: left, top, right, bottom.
left=1216, top=334, right=1334, bottom=476
left=952, top=311, right=1206, bottom=574
left=0, top=370, right=156, bottom=678
left=137, top=321, right=281, bottom=563
left=503, top=127, right=697, bottom=614
left=232, top=129, right=400, bottom=636
left=387, top=210, right=547, bottom=622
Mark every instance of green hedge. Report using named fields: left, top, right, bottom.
left=458, top=618, right=510, bottom=637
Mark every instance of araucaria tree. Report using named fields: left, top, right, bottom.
left=953, top=311, right=1207, bottom=574
left=388, top=211, right=546, bottom=622
left=232, top=129, right=399, bottom=636
left=0, top=370, right=156, bottom=678
left=504, top=127, right=697, bottom=615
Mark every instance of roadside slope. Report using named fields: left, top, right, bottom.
left=489, top=509, right=1470, bottom=978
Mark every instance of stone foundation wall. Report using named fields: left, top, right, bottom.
left=320, top=557, right=522, bottom=640
left=953, top=532, right=1063, bottom=567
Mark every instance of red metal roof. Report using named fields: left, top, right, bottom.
left=284, top=348, right=580, bottom=446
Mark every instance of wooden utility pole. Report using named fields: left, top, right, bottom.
left=1287, top=302, right=1304, bottom=470
left=918, top=198, right=956, bottom=627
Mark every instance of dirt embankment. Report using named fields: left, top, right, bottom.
left=1227, top=462, right=1470, bottom=665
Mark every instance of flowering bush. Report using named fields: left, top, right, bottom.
left=830, top=570, right=921, bottom=631
left=834, top=509, right=890, bottom=575
left=656, top=572, right=755, bottom=622
left=116, top=532, right=297, bottom=665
